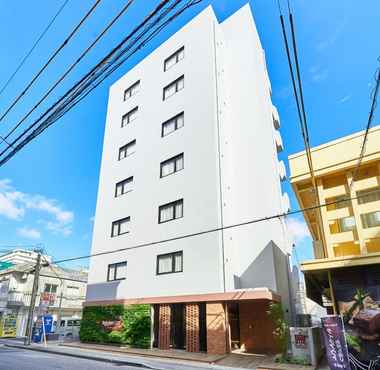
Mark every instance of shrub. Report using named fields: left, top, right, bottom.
left=80, top=304, right=151, bottom=348
left=267, top=302, right=289, bottom=359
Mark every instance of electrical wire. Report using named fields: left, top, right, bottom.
left=0, top=0, right=103, bottom=124
left=49, top=189, right=380, bottom=265
left=2, top=0, right=136, bottom=142
left=0, top=0, right=201, bottom=166
left=0, top=0, right=70, bottom=99
left=350, top=60, right=380, bottom=189
left=278, top=0, right=325, bottom=255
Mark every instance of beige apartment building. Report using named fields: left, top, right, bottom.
left=288, top=125, right=380, bottom=313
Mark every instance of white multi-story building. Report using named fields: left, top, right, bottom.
left=87, top=3, right=292, bottom=355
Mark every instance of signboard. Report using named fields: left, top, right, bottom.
left=333, top=266, right=380, bottom=367
left=290, top=327, right=311, bottom=364
left=32, top=315, right=54, bottom=343
left=40, top=292, right=56, bottom=307
left=0, top=313, right=17, bottom=338
left=321, top=316, right=350, bottom=370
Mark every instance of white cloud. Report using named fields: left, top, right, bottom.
left=286, top=215, right=311, bottom=245
left=338, top=94, right=351, bottom=104
left=0, top=179, right=74, bottom=236
left=310, top=65, right=328, bottom=83
left=316, top=19, right=347, bottom=52
left=0, top=193, right=25, bottom=219
left=17, top=227, right=41, bottom=240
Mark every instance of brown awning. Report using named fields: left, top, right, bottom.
left=83, top=289, right=280, bottom=307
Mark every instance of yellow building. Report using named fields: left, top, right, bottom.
left=288, top=125, right=380, bottom=312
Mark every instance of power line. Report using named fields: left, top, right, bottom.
left=0, top=0, right=201, bottom=166
left=278, top=1, right=325, bottom=255
left=0, top=0, right=70, bottom=99
left=50, top=189, right=380, bottom=265
left=0, top=0, right=103, bottom=125
left=1, top=0, right=135, bottom=143
left=350, top=60, right=380, bottom=188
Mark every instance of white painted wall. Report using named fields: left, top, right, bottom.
left=88, top=4, right=292, bottom=308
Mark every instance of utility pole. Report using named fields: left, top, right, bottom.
left=24, top=250, right=42, bottom=345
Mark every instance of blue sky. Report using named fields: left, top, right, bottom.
left=0, top=0, right=378, bottom=268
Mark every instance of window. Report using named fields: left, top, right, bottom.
left=119, top=140, right=136, bottom=160
left=160, top=153, right=184, bottom=178
left=339, top=216, right=356, bottom=232
left=159, top=199, right=183, bottom=223
left=124, top=80, right=140, bottom=100
left=115, top=176, right=133, bottom=197
left=163, top=76, right=184, bottom=100
left=157, top=251, right=183, bottom=275
left=361, top=211, right=380, bottom=229
left=44, top=284, right=58, bottom=293
left=162, top=112, right=184, bottom=137
left=111, top=217, right=130, bottom=237
left=164, top=46, right=184, bottom=71
left=107, top=261, right=127, bottom=281
left=60, top=320, right=66, bottom=327
left=122, top=107, right=138, bottom=127
left=357, top=188, right=380, bottom=205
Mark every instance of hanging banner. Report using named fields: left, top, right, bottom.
left=321, top=316, right=350, bottom=370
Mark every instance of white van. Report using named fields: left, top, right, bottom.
left=56, top=317, right=81, bottom=340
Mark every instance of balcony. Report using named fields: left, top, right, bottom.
left=330, top=230, right=356, bottom=244
left=323, top=185, right=347, bottom=199
left=278, top=160, right=286, bottom=181
left=354, top=176, right=379, bottom=192
left=272, top=104, right=280, bottom=129
left=362, top=226, right=380, bottom=240
left=274, top=130, right=283, bottom=152
left=332, top=242, right=361, bottom=257
left=327, top=207, right=351, bottom=221
left=357, top=199, right=380, bottom=214
left=7, top=291, right=30, bottom=306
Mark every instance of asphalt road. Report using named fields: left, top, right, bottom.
left=0, top=345, right=144, bottom=370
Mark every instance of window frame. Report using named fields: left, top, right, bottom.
left=121, top=107, right=138, bottom=127
left=160, top=153, right=184, bottom=178
left=107, top=261, right=127, bottom=281
left=164, top=46, right=184, bottom=72
left=156, top=251, right=183, bottom=275
left=115, top=176, right=134, bottom=197
left=123, top=80, right=140, bottom=101
left=44, top=283, right=58, bottom=293
left=361, top=211, right=380, bottom=229
left=163, top=75, right=184, bottom=101
left=111, top=216, right=130, bottom=237
left=118, top=140, right=136, bottom=160
left=158, top=199, right=183, bottom=224
left=161, top=112, right=184, bottom=137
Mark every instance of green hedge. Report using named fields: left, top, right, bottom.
left=80, top=304, right=151, bottom=348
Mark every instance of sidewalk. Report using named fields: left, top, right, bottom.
left=0, top=338, right=318, bottom=370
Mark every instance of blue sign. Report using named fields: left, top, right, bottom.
left=43, top=315, right=53, bottom=334
left=32, top=315, right=54, bottom=342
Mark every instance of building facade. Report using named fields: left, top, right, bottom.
left=0, top=251, right=87, bottom=337
left=87, top=4, right=292, bottom=354
left=289, top=126, right=380, bottom=356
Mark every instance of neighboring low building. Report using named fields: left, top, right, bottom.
left=87, top=3, right=293, bottom=355
left=289, top=126, right=380, bottom=359
left=0, top=250, right=87, bottom=337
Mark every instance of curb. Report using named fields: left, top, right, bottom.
left=3, top=343, right=157, bottom=369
